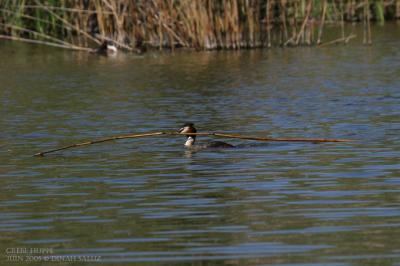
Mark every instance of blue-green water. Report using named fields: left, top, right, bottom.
left=1, top=25, right=400, bottom=265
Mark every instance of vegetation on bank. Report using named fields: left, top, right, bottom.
left=1, top=0, right=399, bottom=52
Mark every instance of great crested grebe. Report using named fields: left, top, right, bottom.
left=94, top=40, right=117, bottom=56
left=178, top=123, right=234, bottom=149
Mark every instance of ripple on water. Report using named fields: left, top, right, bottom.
left=1, top=29, right=400, bottom=265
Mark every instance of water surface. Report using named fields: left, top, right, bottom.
left=1, top=24, right=400, bottom=265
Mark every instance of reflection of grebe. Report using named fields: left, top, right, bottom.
left=178, top=123, right=234, bottom=148
left=94, top=40, right=117, bottom=56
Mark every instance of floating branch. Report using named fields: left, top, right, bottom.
left=183, top=133, right=354, bottom=143
left=318, top=34, right=357, bottom=47
left=34, top=132, right=165, bottom=157
left=34, top=131, right=354, bottom=157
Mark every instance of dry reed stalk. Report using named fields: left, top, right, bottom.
left=155, top=1, right=163, bottom=50
left=254, top=2, right=260, bottom=47
left=94, top=0, right=106, bottom=39
left=0, top=8, right=66, bottom=30
left=177, top=1, right=197, bottom=47
left=305, top=17, right=312, bottom=45
left=162, top=0, right=172, bottom=50
left=366, top=0, right=372, bottom=44
left=21, top=5, right=115, bottom=15
left=310, top=16, right=315, bottom=43
left=162, top=23, right=189, bottom=47
left=363, top=0, right=367, bottom=43
left=292, top=1, right=298, bottom=43
left=246, top=1, right=255, bottom=48
left=317, top=0, right=328, bottom=45
left=397, top=0, right=400, bottom=18
left=34, top=0, right=100, bottom=45
left=223, top=1, right=231, bottom=48
left=0, top=34, right=91, bottom=51
left=295, top=0, right=312, bottom=45
left=331, top=0, right=339, bottom=22
left=231, top=0, right=239, bottom=49
left=208, top=0, right=218, bottom=49
left=340, top=0, right=345, bottom=40
left=0, top=22, right=72, bottom=46
left=75, top=1, right=84, bottom=47
left=280, top=0, right=289, bottom=46
left=4, top=0, right=397, bottom=51
left=266, top=0, right=271, bottom=47
left=102, top=0, right=126, bottom=44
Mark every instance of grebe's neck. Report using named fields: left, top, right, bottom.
left=184, top=136, right=195, bottom=147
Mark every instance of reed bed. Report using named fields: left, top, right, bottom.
left=1, top=0, right=399, bottom=52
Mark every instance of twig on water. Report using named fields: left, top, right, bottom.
left=34, top=132, right=166, bottom=157
left=34, top=131, right=354, bottom=157
left=318, top=34, right=356, bottom=47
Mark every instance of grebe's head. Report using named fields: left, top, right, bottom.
left=178, top=123, right=196, bottom=134
left=178, top=123, right=196, bottom=147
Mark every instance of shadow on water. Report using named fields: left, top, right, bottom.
left=1, top=23, right=400, bottom=265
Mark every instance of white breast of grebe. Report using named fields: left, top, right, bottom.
left=107, top=44, right=118, bottom=53
left=184, top=137, right=195, bottom=147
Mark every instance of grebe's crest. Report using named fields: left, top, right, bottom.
left=178, top=123, right=196, bottom=134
